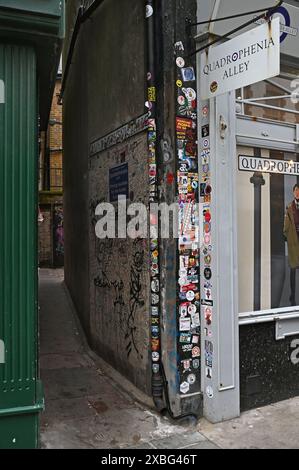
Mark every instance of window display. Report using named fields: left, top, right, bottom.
left=237, top=148, right=299, bottom=312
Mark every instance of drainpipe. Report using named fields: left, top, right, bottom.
left=146, top=0, right=165, bottom=413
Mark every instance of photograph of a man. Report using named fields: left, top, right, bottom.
left=283, top=184, right=299, bottom=306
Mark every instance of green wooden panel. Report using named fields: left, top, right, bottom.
left=0, top=0, right=62, bottom=18
left=0, top=44, right=40, bottom=447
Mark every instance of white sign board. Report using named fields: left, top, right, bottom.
left=200, top=18, right=280, bottom=100
left=238, top=155, right=299, bottom=176
left=199, top=1, right=299, bottom=62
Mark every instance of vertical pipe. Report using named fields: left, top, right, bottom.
left=146, top=0, right=165, bottom=411
left=250, top=148, right=265, bottom=311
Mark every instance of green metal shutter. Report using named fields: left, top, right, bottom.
left=0, top=44, right=43, bottom=449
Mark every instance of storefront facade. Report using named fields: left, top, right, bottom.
left=196, top=0, right=299, bottom=421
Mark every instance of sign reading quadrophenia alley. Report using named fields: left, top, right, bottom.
left=200, top=17, right=280, bottom=100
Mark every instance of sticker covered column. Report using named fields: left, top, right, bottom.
left=175, top=41, right=200, bottom=395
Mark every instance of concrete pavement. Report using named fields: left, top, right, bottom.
left=39, top=269, right=299, bottom=449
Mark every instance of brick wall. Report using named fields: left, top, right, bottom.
left=49, top=80, right=63, bottom=152
left=38, top=205, right=52, bottom=266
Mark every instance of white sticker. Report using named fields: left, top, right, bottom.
left=180, top=318, right=191, bottom=331
left=188, top=304, right=196, bottom=315
left=191, top=312, right=200, bottom=328
left=176, top=57, right=185, bottom=68
left=186, top=291, right=195, bottom=301
left=183, top=87, right=196, bottom=101
left=187, top=374, right=196, bottom=385
left=192, top=346, right=200, bottom=358
left=178, top=277, right=188, bottom=287
left=192, top=335, right=199, bottom=344
left=152, top=352, right=159, bottom=362
left=174, top=41, right=185, bottom=52
left=146, top=5, right=154, bottom=18
left=180, top=304, right=188, bottom=317
left=177, top=95, right=186, bottom=106
left=180, top=381, right=190, bottom=394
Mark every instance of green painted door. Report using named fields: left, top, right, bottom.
left=0, top=44, right=43, bottom=449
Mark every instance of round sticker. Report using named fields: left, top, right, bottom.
left=204, top=222, right=211, bottom=234
left=145, top=101, right=153, bottom=110
left=202, top=164, right=210, bottom=174
left=192, top=181, right=198, bottom=189
left=177, top=95, right=186, bottom=106
left=204, top=268, right=212, bottom=280
left=210, top=81, right=218, bottom=94
left=206, top=386, right=214, bottom=398
left=204, top=212, right=211, bottom=223
left=183, top=87, right=196, bottom=101
left=152, top=364, right=160, bottom=373
left=202, top=105, right=209, bottom=117
left=188, top=304, right=197, bottom=315
left=146, top=5, right=154, bottom=18
left=152, top=293, right=159, bottom=305
left=151, top=326, right=159, bottom=336
left=205, top=307, right=212, bottom=325
left=151, top=279, right=159, bottom=293
left=204, top=255, right=212, bottom=265
left=186, top=291, right=195, bottom=301
left=203, top=138, right=210, bottom=148
left=176, top=80, right=183, bottom=88
left=180, top=381, right=190, bottom=394
left=192, top=346, right=200, bottom=358
left=176, top=57, right=185, bottom=68
left=179, top=277, right=188, bottom=287
left=187, top=374, right=196, bottom=385
left=204, top=234, right=211, bottom=245
left=152, top=352, right=160, bottom=362
left=205, top=185, right=212, bottom=195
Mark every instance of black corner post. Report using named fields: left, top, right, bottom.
left=250, top=148, right=265, bottom=311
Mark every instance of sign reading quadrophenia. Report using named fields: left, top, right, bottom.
left=200, top=17, right=280, bottom=99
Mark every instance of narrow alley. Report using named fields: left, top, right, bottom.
left=39, top=269, right=299, bottom=449
left=39, top=269, right=216, bottom=450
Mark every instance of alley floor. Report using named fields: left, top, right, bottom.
left=39, top=269, right=299, bottom=450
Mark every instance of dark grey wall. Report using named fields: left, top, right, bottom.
left=63, top=18, right=90, bottom=336
left=240, top=324, right=299, bottom=411
left=86, top=0, right=146, bottom=141
left=63, top=0, right=149, bottom=391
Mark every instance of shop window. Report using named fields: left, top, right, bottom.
left=236, top=66, right=299, bottom=124
left=237, top=148, right=299, bottom=312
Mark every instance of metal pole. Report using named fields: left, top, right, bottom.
left=250, top=149, right=265, bottom=311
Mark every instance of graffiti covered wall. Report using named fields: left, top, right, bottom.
left=89, top=133, right=151, bottom=393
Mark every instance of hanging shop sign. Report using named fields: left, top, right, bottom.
left=202, top=1, right=299, bottom=59
left=200, top=17, right=280, bottom=100
left=238, top=155, right=299, bottom=176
